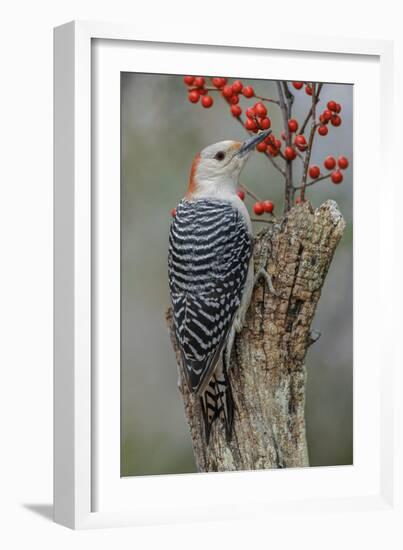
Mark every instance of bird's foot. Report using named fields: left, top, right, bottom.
left=254, top=267, right=279, bottom=296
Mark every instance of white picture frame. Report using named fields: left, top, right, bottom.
left=54, top=20, right=397, bottom=530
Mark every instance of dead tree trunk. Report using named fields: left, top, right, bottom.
left=166, top=200, right=345, bottom=472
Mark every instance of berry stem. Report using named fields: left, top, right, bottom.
left=239, top=183, right=262, bottom=203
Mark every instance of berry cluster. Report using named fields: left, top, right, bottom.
left=253, top=133, right=282, bottom=157
left=306, top=155, right=349, bottom=185
left=178, top=76, right=350, bottom=215
left=244, top=102, right=271, bottom=133
left=323, top=155, right=349, bottom=184
left=237, top=189, right=275, bottom=217
left=184, top=76, right=256, bottom=115
left=317, top=100, right=342, bottom=136
left=292, top=82, right=314, bottom=96
left=184, top=76, right=215, bottom=108
left=253, top=200, right=274, bottom=216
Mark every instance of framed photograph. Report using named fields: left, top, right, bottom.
left=54, top=21, right=395, bottom=529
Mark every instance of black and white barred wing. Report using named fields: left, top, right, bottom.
left=168, top=199, right=252, bottom=395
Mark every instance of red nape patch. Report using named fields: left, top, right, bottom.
left=185, top=153, right=201, bottom=199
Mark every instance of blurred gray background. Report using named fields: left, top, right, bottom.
left=121, top=74, right=353, bottom=476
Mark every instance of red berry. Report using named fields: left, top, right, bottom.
left=259, top=117, right=271, bottom=130
left=292, top=82, right=304, bottom=90
left=267, top=145, right=279, bottom=157
left=246, top=107, right=256, bottom=118
left=230, top=94, right=240, bottom=104
left=201, top=95, right=213, bottom=108
left=232, top=80, right=243, bottom=94
left=305, top=85, right=313, bottom=96
left=212, top=77, right=226, bottom=88
left=331, top=115, right=342, bottom=127
left=237, top=190, right=245, bottom=200
left=183, top=76, right=195, bottom=86
left=331, top=170, right=343, bottom=184
left=334, top=103, right=342, bottom=113
left=318, top=125, right=328, bottom=136
left=253, top=202, right=264, bottom=215
left=245, top=118, right=257, bottom=131
left=254, top=102, right=267, bottom=117
left=222, top=85, right=233, bottom=98
left=170, top=207, right=177, bottom=217
left=338, top=156, right=349, bottom=169
left=323, top=109, right=332, bottom=122
left=188, top=90, right=200, bottom=103
left=243, top=86, right=255, bottom=98
left=256, top=141, right=267, bottom=153
left=198, top=88, right=208, bottom=95
left=294, top=134, right=307, bottom=151
left=327, top=100, right=337, bottom=112
left=262, top=200, right=274, bottom=214
left=288, top=119, right=299, bottom=132
left=194, top=76, right=205, bottom=88
left=230, top=105, right=242, bottom=117
left=324, top=156, right=336, bottom=170
left=295, top=196, right=302, bottom=204
left=309, top=165, right=320, bottom=179
left=275, top=139, right=282, bottom=149
left=284, top=146, right=297, bottom=160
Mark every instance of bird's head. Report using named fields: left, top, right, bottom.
left=186, top=130, right=271, bottom=200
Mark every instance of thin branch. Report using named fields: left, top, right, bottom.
left=251, top=217, right=277, bottom=224
left=277, top=81, right=293, bottom=213
left=276, top=82, right=289, bottom=137
left=273, top=148, right=287, bottom=162
left=294, top=173, right=331, bottom=190
left=196, top=87, right=280, bottom=105
left=282, top=81, right=294, bottom=104
left=262, top=149, right=286, bottom=176
left=254, top=95, right=280, bottom=105
left=298, top=83, right=323, bottom=135
left=300, top=83, right=321, bottom=201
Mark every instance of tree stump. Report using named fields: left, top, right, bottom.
left=166, top=200, right=346, bottom=472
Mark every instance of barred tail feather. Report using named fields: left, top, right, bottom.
left=200, top=368, right=234, bottom=445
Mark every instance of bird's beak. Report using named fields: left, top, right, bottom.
left=236, top=129, right=272, bottom=157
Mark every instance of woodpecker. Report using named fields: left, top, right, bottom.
left=168, top=130, right=271, bottom=443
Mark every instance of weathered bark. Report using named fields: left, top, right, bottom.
left=166, top=200, right=346, bottom=472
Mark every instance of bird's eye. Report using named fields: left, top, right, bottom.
left=214, top=151, right=226, bottom=161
